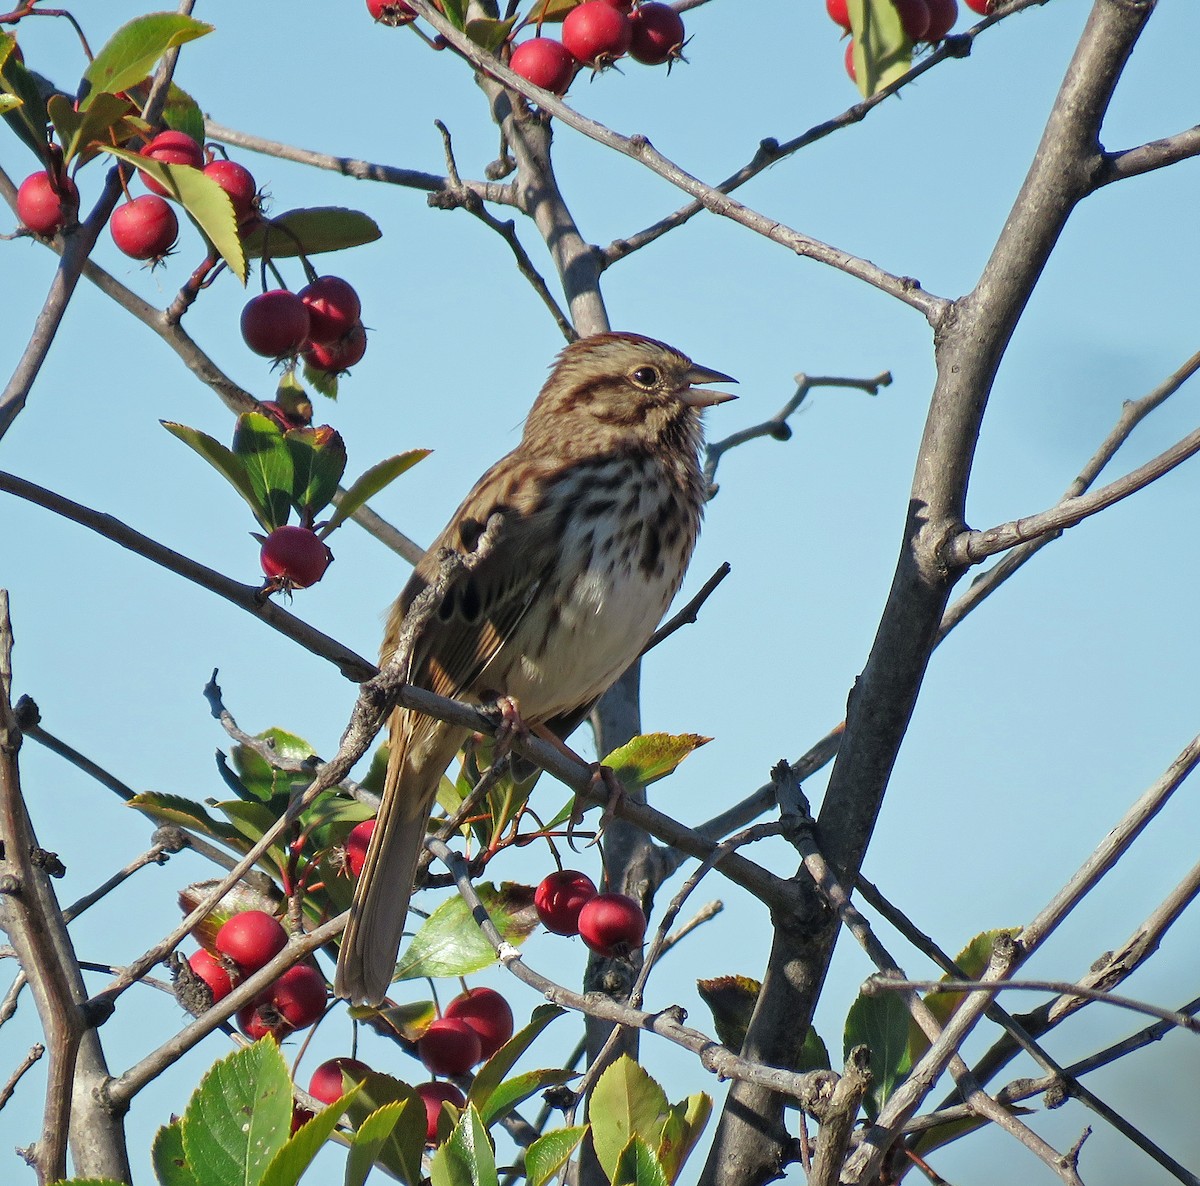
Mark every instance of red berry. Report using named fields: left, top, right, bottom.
left=238, top=992, right=282, bottom=1041
left=562, top=0, right=632, bottom=67
left=309, top=1057, right=372, bottom=1106
left=346, top=819, right=375, bottom=878
left=291, top=1106, right=314, bottom=1133
left=577, top=892, right=646, bottom=957
left=110, top=194, right=178, bottom=261
left=844, top=39, right=857, bottom=82
left=895, top=0, right=930, bottom=41
left=534, top=869, right=597, bottom=935
left=188, top=949, right=233, bottom=1004
left=240, top=290, right=311, bottom=359
left=271, top=964, right=327, bottom=1030
left=203, top=159, right=258, bottom=223
left=963, top=0, right=990, bottom=11
left=628, top=3, right=685, bottom=65
left=509, top=38, right=576, bottom=95
left=260, top=526, right=333, bottom=589
left=299, top=276, right=362, bottom=345
left=139, top=129, right=204, bottom=196
left=416, top=1081, right=466, bottom=1144
left=215, top=910, right=288, bottom=973
left=922, top=0, right=958, bottom=40
left=17, top=171, right=78, bottom=236
left=826, top=0, right=851, bottom=32
left=367, top=0, right=417, bottom=23
left=419, top=1017, right=482, bottom=1076
left=302, top=323, right=368, bottom=375
left=444, top=988, right=514, bottom=1061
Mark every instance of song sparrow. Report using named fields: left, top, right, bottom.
left=334, top=331, right=735, bottom=1005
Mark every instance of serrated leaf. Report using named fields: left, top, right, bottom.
left=49, top=92, right=133, bottom=166
left=373, top=997, right=436, bottom=1042
left=0, top=33, right=51, bottom=160
left=430, top=1106, right=499, bottom=1186
left=128, top=791, right=247, bottom=848
left=321, top=449, right=431, bottom=537
left=230, top=728, right=317, bottom=803
left=161, top=420, right=270, bottom=529
left=524, top=1126, right=588, bottom=1186
left=612, top=1136, right=670, bottom=1186
left=180, top=1039, right=292, bottom=1186
left=657, top=1094, right=710, bottom=1183
left=286, top=425, right=347, bottom=517
left=477, top=1068, right=577, bottom=1130
left=104, top=144, right=245, bottom=281
left=465, top=17, right=517, bottom=51
left=469, top=1003, right=565, bottom=1120
left=301, top=360, right=339, bottom=401
left=345, top=1101, right=405, bottom=1186
left=393, top=882, right=538, bottom=981
left=81, top=14, right=212, bottom=109
left=233, top=412, right=295, bottom=531
left=602, top=733, right=710, bottom=795
left=590, top=1056, right=671, bottom=1183
left=152, top=1121, right=200, bottom=1186
left=161, top=80, right=205, bottom=142
left=848, top=0, right=911, bottom=98
left=845, top=989, right=912, bottom=1116
left=527, top=0, right=579, bottom=21
left=344, top=1074, right=427, bottom=1186
left=242, top=207, right=381, bottom=259
left=216, top=799, right=288, bottom=855
left=695, top=975, right=759, bottom=1053
left=259, top=1083, right=362, bottom=1186
left=439, top=0, right=470, bottom=30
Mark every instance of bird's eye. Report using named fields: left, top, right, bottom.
left=630, top=366, right=659, bottom=388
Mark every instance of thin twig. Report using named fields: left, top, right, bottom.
left=641, top=562, right=730, bottom=655
left=0, top=1045, right=43, bottom=1113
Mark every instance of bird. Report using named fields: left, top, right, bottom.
left=333, top=331, right=736, bottom=1005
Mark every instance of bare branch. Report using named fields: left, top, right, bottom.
left=0, top=1045, right=43, bottom=1114
left=1101, top=125, right=1200, bottom=185
left=641, top=562, right=730, bottom=655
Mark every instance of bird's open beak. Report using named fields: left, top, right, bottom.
left=680, top=363, right=738, bottom=408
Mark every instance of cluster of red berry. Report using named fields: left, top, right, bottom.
left=534, top=869, right=648, bottom=956
left=187, top=910, right=327, bottom=1041
left=827, top=0, right=992, bottom=81
left=241, top=275, right=368, bottom=376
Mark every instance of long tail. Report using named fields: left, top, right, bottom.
left=334, top=713, right=466, bottom=1005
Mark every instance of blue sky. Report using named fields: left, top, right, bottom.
left=3, top=1, right=1200, bottom=1182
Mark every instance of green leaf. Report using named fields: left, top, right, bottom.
left=103, top=145, right=246, bottom=282
left=161, top=421, right=270, bottom=530
left=345, top=1101, right=405, bottom=1186
left=602, top=733, right=710, bottom=796
left=0, top=94, right=20, bottom=115
left=524, top=1126, right=587, bottom=1186
left=160, top=80, right=206, bottom=142
left=848, top=0, right=911, bottom=98
left=0, top=33, right=51, bottom=160
left=798, top=1026, right=832, bottom=1074
left=127, top=791, right=247, bottom=849
left=286, top=425, right=347, bottom=518
left=259, top=1083, right=362, bottom=1186
left=372, top=997, right=437, bottom=1043
left=526, top=0, right=579, bottom=22
left=81, top=14, right=212, bottom=109
left=589, top=1056, right=670, bottom=1183
left=612, top=1136, right=670, bottom=1186
left=301, top=360, right=339, bottom=401
left=49, top=92, right=133, bottom=166
left=180, top=1039, right=292, bottom=1186
left=320, top=450, right=431, bottom=537
left=230, top=728, right=317, bottom=803
left=439, top=0, right=470, bottom=30
left=430, top=1106, right=499, bottom=1186
left=844, top=989, right=912, bottom=1116
left=465, top=17, right=517, bottom=51
left=233, top=412, right=295, bottom=532
left=152, top=1120, right=200, bottom=1186
left=393, top=882, right=539, bottom=982
left=657, top=1094, right=710, bottom=1184
left=242, top=208, right=382, bottom=259
left=695, top=975, right=759, bottom=1053
left=216, top=799, right=288, bottom=857
left=469, top=1003, right=564, bottom=1120
left=343, top=1074, right=427, bottom=1186
left=476, top=1067, right=576, bottom=1130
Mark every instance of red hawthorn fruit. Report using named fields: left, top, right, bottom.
left=302, top=323, right=368, bottom=375
left=240, top=290, right=311, bottom=359
left=826, top=0, right=851, bottom=32
left=139, top=129, right=204, bottom=196
left=416, top=1081, right=466, bottom=1144
left=509, top=38, right=576, bottom=95
left=577, top=892, right=646, bottom=957
left=963, top=0, right=991, bottom=11
left=271, top=964, right=327, bottom=1030
left=628, top=3, right=685, bottom=66
left=895, top=0, right=931, bottom=41
left=260, top=526, right=333, bottom=589
left=562, top=0, right=632, bottom=68
left=238, top=992, right=282, bottom=1041
left=215, top=910, right=289, bottom=973
left=203, top=158, right=258, bottom=223
left=534, top=869, right=597, bottom=935
left=188, top=948, right=233, bottom=1004
left=309, top=1057, right=372, bottom=1106
left=367, top=0, right=417, bottom=24
left=110, top=194, right=179, bottom=261
left=922, top=0, right=958, bottom=40
left=418, top=1017, right=482, bottom=1076
left=291, top=1106, right=314, bottom=1133
left=346, top=819, right=375, bottom=878
left=444, top=988, right=514, bottom=1061
left=844, top=39, right=857, bottom=82
left=16, top=171, right=78, bottom=236
left=299, top=276, right=362, bottom=345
